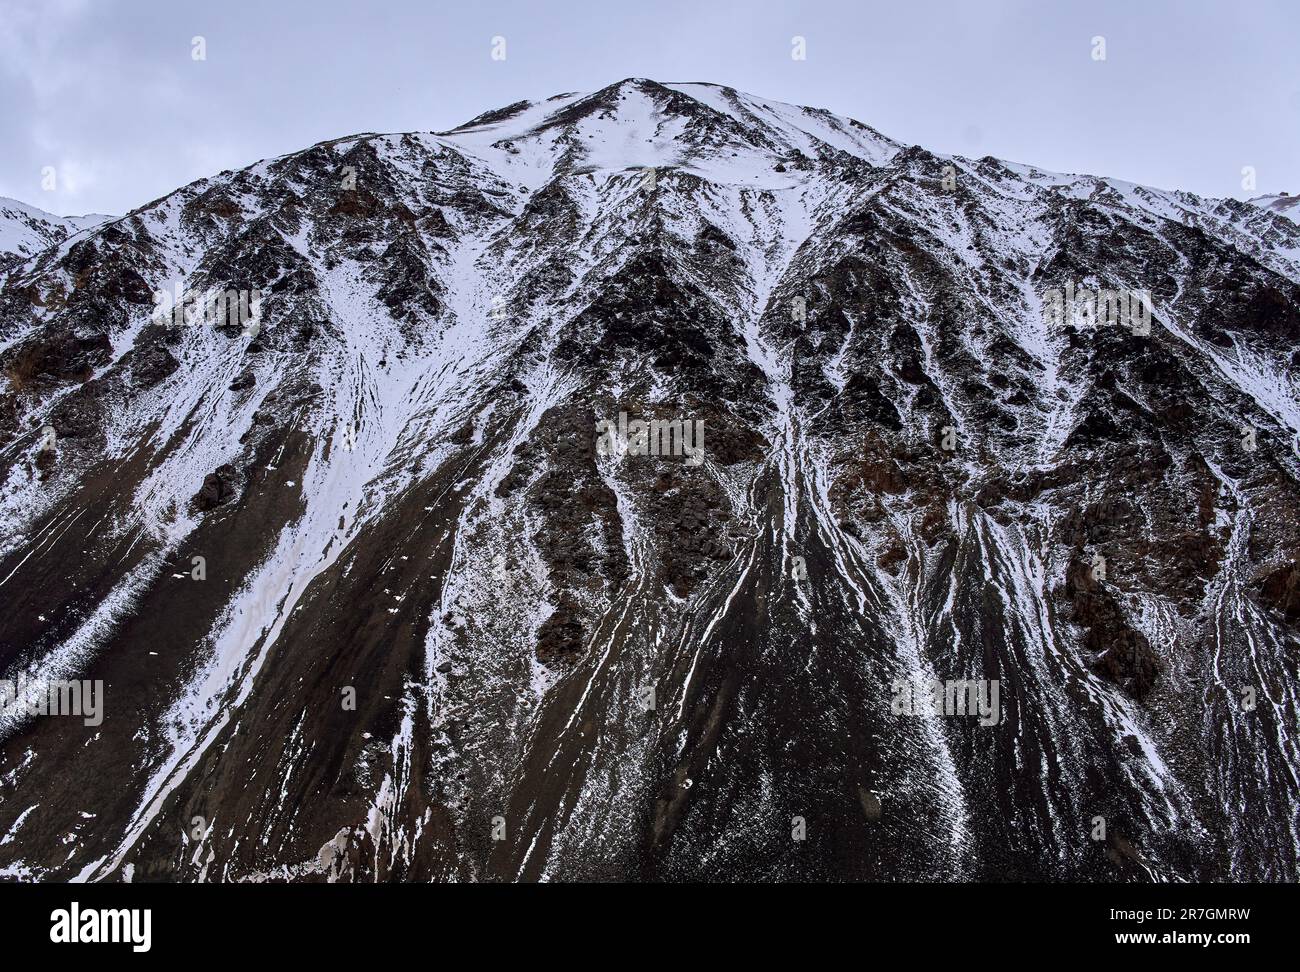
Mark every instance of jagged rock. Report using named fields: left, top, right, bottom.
left=192, top=463, right=239, bottom=511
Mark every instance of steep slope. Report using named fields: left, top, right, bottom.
left=0, top=79, right=1297, bottom=882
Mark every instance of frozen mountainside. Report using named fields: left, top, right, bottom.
left=0, top=196, right=111, bottom=269
left=0, top=78, right=1298, bottom=882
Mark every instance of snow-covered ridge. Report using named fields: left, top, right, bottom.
left=0, top=195, right=111, bottom=265
left=1249, top=192, right=1299, bottom=222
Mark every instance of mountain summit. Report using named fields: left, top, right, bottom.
left=1, top=81, right=1298, bottom=882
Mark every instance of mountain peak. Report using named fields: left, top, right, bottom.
left=438, top=78, right=899, bottom=189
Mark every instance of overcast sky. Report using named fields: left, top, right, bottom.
left=1, top=0, right=1295, bottom=216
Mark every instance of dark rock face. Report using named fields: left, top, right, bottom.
left=129, top=343, right=180, bottom=388
left=193, top=463, right=240, bottom=512
left=0, top=329, right=112, bottom=386
left=0, top=79, right=1298, bottom=884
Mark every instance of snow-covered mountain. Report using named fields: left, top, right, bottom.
left=1, top=79, right=1298, bottom=882
left=0, top=196, right=111, bottom=270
